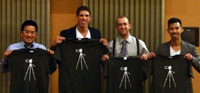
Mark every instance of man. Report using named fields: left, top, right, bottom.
left=2, top=20, right=53, bottom=60
left=51, top=6, right=107, bottom=48
left=0, top=20, right=56, bottom=93
left=148, top=18, right=200, bottom=93
left=149, top=17, right=200, bottom=68
left=51, top=6, right=107, bottom=93
left=101, top=16, right=149, bottom=61
left=102, top=16, right=149, bottom=93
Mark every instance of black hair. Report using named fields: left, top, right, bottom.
left=76, top=6, right=91, bottom=16
left=21, top=20, right=38, bottom=32
left=168, top=17, right=182, bottom=27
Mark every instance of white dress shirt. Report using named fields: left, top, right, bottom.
left=108, top=34, right=149, bottom=57
left=76, top=27, right=91, bottom=39
left=170, top=46, right=181, bottom=56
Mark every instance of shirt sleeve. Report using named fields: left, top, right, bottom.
left=104, top=59, right=108, bottom=79
left=0, top=57, right=10, bottom=73
left=107, top=41, right=114, bottom=57
left=38, top=44, right=46, bottom=50
left=191, top=46, right=200, bottom=73
left=6, top=44, right=14, bottom=51
left=48, top=55, right=57, bottom=74
left=139, top=40, right=150, bottom=55
left=142, top=58, right=153, bottom=79
left=53, top=45, right=62, bottom=62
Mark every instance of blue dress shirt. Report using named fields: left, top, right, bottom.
left=6, top=41, right=46, bottom=51
left=1, top=41, right=46, bottom=73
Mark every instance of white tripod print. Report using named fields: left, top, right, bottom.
left=163, top=65, right=177, bottom=88
left=119, top=67, right=132, bottom=89
left=76, top=48, right=88, bottom=70
left=24, top=59, right=36, bottom=81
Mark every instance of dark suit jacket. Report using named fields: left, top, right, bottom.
left=156, top=40, right=200, bottom=77
left=60, top=25, right=101, bottom=39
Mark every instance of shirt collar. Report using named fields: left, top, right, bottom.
left=76, top=27, right=91, bottom=39
left=21, top=41, right=36, bottom=47
left=118, top=34, right=132, bottom=44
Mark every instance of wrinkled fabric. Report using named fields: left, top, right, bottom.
left=105, top=57, right=144, bottom=93
left=53, top=39, right=104, bottom=93
left=144, top=55, right=192, bottom=93
left=7, top=48, right=56, bottom=93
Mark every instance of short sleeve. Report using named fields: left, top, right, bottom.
left=53, top=45, right=61, bottom=61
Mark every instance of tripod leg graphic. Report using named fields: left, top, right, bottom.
left=24, top=66, right=30, bottom=81
left=76, top=55, right=81, bottom=70
left=82, top=55, right=88, bottom=69
left=125, top=75, right=127, bottom=89
left=171, top=73, right=177, bottom=88
left=126, top=74, right=132, bottom=88
left=169, top=73, right=171, bottom=88
left=163, top=72, right=170, bottom=87
left=29, top=66, right=32, bottom=81
left=80, top=56, right=83, bottom=70
left=119, top=73, right=125, bottom=88
left=31, top=66, right=36, bottom=81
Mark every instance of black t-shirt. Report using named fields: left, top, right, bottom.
left=53, top=39, right=104, bottom=93
left=7, top=48, right=56, bottom=93
left=144, top=55, right=192, bottom=93
left=104, top=57, right=144, bottom=93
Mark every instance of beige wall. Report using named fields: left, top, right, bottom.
left=50, top=0, right=82, bottom=93
left=165, top=0, right=200, bottom=93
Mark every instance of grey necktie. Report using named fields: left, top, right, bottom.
left=120, top=40, right=127, bottom=57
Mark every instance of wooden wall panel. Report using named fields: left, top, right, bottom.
left=83, top=0, right=164, bottom=52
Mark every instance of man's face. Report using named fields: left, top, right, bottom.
left=77, top=11, right=91, bottom=28
left=116, top=17, right=131, bottom=36
left=21, top=25, right=37, bottom=44
left=167, top=22, right=183, bottom=40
